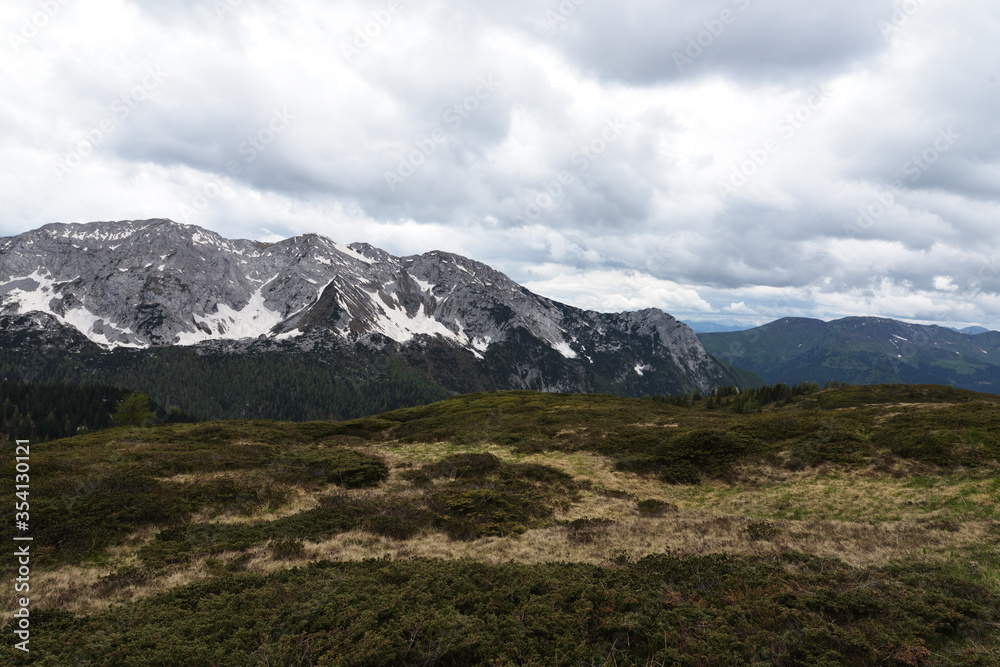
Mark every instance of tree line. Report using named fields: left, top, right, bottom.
left=647, top=381, right=844, bottom=412
left=0, top=346, right=451, bottom=425
left=1, top=381, right=127, bottom=443
left=0, top=381, right=202, bottom=443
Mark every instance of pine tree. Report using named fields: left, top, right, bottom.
left=112, top=393, right=154, bottom=428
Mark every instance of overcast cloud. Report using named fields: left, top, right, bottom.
left=2, top=0, right=999, bottom=328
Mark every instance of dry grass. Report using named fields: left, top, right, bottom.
left=671, top=463, right=1000, bottom=523
left=13, top=440, right=999, bottom=616
left=18, top=513, right=995, bottom=616
left=628, top=422, right=679, bottom=428
left=282, top=516, right=995, bottom=572
left=158, top=470, right=246, bottom=484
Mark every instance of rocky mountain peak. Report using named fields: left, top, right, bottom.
left=0, top=219, right=746, bottom=393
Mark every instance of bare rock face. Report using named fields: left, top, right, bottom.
left=0, top=219, right=742, bottom=393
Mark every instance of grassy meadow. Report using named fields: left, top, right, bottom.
left=2, top=384, right=999, bottom=665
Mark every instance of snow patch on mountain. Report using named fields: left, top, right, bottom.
left=0, top=270, right=142, bottom=348
left=176, top=287, right=286, bottom=345
left=551, top=340, right=578, bottom=359
left=0, top=270, right=53, bottom=313
left=367, top=289, right=461, bottom=345
left=332, top=242, right=375, bottom=265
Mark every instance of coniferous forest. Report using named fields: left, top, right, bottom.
left=0, top=382, right=201, bottom=443
left=0, top=346, right=452, bottom=424
left=0, top=338, right=758, bottom=424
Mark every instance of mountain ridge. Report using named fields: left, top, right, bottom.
left=699, top=315, right=1000, bottom=392
left=0, top=219, right=756, bottom=406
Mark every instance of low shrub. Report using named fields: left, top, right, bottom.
left=636, top=499, right=675, bottom=517
left=24, top=553, right=993, bottom=667
left=563, top=517, right=614, bottom=543
left=595, top=488, right=637, bottom=501
left=427, top=485, right=548, bottom=540
left=270, top=449, right=389, bottom=488
left=92, top=566, right=154, bottom=596
left=611, top=430, right=762, bottom=484
left=423, top=452, right=502, bottom=479
left=270, top=538, right=306, bottom=560
left=744, top=519, right=779, bottom=541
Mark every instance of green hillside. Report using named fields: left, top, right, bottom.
left=2, top=385, right=999, bottom=664
left=700, top=317, right=1000, bottom=392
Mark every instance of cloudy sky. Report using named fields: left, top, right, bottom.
left=2, top=0, right=999, bottom=328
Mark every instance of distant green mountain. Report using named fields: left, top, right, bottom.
left=682, top=320, right=753, bottom=333
left=699, top=316, right=1000, bottom=392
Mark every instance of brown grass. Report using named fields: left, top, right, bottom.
left=11, top=440, right=998, bottom=616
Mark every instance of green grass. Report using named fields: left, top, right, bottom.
left=10, top=553, right=1000, bottom=666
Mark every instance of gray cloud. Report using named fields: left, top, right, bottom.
left=1, top=0, right=999, bottom=329
left=548, top=0, right=894, bottom=85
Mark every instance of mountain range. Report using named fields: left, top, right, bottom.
left=953, top=325, right=993, bottom=335
left=682, top=320, right=754, bottom=334
left=0, top=219, right=755, bottom=419
left=699, top=316, right=1000, bottom=392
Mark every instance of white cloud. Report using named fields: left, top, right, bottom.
left=521, top=265, right=713, bottom=314
left=724, top=301, right=756, bottom=314
left=934, top=276, right=959, bottom=292
left=2, top=0, right=1000, bottom=328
